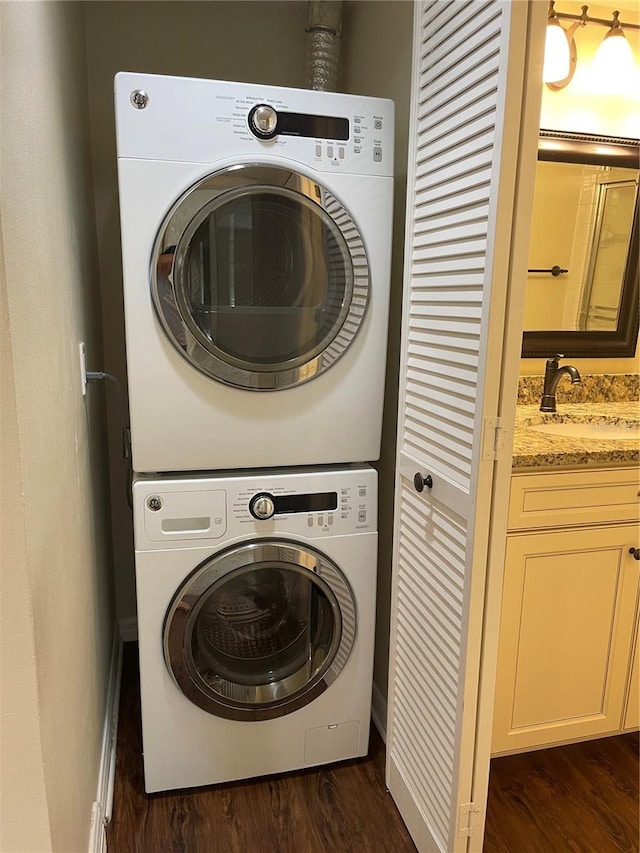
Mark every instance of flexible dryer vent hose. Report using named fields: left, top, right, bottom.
left=305, top=1, right=343, bottom=92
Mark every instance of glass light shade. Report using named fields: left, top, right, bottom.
left=543, top=20, right=571, bottom=83
left=593, top=28, right=636, bottom=81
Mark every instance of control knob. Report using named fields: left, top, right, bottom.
left=249, top=492, right=276, bottom=520
left=248, top=104, right=278, bottom=139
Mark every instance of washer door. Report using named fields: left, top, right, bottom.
left=163, top=540, right=357, bottom=720
left=152, top=165, right=369, bottom=390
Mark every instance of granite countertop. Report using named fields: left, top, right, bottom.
left=512, top=401, right=640, bottom=469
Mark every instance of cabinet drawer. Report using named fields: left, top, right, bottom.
left=509, top=467, right=640, bottom=531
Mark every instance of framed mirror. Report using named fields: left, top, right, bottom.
left=522, top=130, right=639, bottom=358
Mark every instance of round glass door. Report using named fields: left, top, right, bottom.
left=163, top=541, right=356, bottom=720
left=152, top=165, right=369, bottom=390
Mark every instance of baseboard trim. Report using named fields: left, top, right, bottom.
left=88, top=626, right=123, bottom=853
left=371, top=681, right=387, bottom=744
left=118, top=615, right=138, bottom=642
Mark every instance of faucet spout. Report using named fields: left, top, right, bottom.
left=540, top=355, right=581, bottom=413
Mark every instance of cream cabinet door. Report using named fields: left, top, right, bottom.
left=623, top=616, right=640, bottom=730
left=492, top=525, right=639, bottom=754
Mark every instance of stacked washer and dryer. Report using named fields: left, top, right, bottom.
left=115, top=72, right=394, bottom=793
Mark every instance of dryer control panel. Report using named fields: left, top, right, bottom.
left=115, top=72, right=394, bottom=178
left=133, top=466, right=377, bottom=548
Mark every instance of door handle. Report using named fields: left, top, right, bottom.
left=413, top=472, right=433, bottom=493
left=630, top=547, right=640, bottom=561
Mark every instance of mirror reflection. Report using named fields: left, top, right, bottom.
left=522, top=130, right=639, bottom=358
left=524, top=160, right=638, bottom=332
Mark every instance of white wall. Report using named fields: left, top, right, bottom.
left=0, top=3, right=114, bottom=851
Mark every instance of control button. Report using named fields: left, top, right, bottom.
left=327, top=145, right=334, bottom=158
left=317, top=515, right=323, bottom=526
left=315, top=144, right=322, bottom=157
left=248, top=104, right=278, bottom=140
left=358, top=510, right=367, bottom=523
left=374, top=118, right=383, bottom=130
left=328, top=516, right=334, bottom=526
left=341, top=513, right=348, bottom=519
left=359, top=488, right=367, bottom=497
left=249, top=492, right=276, bottom=520
left=308, top=517, right=314, bottom=527
left=338, top=148, right=345, bottom=159
left=354, top=147, right=361, bottom=154
left=214, top=516, right=223, bottom=525
left=354, top=137, right=362, bottom=144
left=341, top=489, right=348, bottom=495
left=373, top=147, right=382, bottom=162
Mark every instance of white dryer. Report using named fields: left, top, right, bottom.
left=133, top=465, right=377, bottom=793
left=115, top=73, right=394, bottom=473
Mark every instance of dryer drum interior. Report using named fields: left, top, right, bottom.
left=164, top=542, right=358, bottom=720
left=152, top=165, right=370, bottom=390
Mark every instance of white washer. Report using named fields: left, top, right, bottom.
left=133, top=465, right=377, bottom=793
left=115, top=73, right=394, bottom=473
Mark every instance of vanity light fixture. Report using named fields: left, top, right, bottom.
left=543, top=2, right=577, bottom=86
left=592, top=11, right=636, bottom=80
left=543, top=1, right=639, bottom=90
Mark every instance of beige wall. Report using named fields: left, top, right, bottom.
left=0, top=3, right=114, bottom=851
left=342, top=0, right=413, bottom=702
left=522, top=1, right=640, bottom=377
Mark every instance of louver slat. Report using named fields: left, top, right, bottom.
left=387, top=1, right=516, bottom=850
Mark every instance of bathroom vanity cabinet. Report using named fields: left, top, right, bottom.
left=492, top=466, right=640, bottom=754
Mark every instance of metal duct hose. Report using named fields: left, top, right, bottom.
left=305, top=1, right=343, bottom=92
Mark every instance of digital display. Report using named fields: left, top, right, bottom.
left=273, top=492, right=338, bottom=514
left=277, top=112, right=349, bottom=141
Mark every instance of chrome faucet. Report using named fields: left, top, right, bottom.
left=540, top=354, right=581, bottom=412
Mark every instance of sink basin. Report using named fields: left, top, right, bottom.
left=527, top=419, right=640, bottom=441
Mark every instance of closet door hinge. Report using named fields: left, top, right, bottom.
left=482, top=417, right=511, bottom=461
left=458, top=801, right=482, bottom=837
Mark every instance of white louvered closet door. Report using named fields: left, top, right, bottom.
left=387, top=2, right=536, bottom=851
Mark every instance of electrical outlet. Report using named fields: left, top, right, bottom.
left=79, top=341, right=87, bottom=396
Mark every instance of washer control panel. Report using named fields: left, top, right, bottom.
left=235, top=479, right=373, bottom=535
left=133, top=467, right=376, bottom=548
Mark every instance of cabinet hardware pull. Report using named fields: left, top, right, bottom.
left=630, top=548, right=640, bottom=561
left=414, top=472, right=433, bottom=493
left=527, top=266, right=568, bottom=276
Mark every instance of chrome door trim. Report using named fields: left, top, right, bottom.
left=163, top=539, right=357, bottom=721
left=151, top=164, right=370, bottom=391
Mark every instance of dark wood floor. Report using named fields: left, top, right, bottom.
left=485, top=732, right=639, bottom=853
left=106, top=644, right=416, bottom=852
left=108, top=644, right=639, bottom=852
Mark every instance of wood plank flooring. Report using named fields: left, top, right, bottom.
left=108, top=644, right=639, bottom=852
left=106, top=644, right=416, bottom=853
left=485, top=733, right=640, bottom=853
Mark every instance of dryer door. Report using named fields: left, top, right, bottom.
left=163, top=540, right=356, bottom=720
left=152, top=165, right=369, bottom=390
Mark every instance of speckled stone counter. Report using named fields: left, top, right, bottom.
left=517, top=373, right=639, bottom=405
left=512, top=401, right=640, bottom=469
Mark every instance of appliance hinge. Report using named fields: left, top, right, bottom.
left=458, top=801, right=482, bottom=838
left=481, top=417, right=511, bottom=461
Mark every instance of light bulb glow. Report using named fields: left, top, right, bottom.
left=593, top=28, right=636, bottom=82
left=543, top=19, right=571, bottom=83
